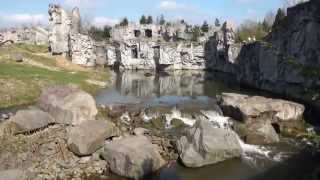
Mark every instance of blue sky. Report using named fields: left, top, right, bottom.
left=0, top=0, right=283, bottom=28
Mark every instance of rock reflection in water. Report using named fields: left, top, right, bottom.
left=115, top=70, right=205, bottom=97
left=96, top=70, right=219, bottom=107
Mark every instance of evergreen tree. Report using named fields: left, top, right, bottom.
left=120, top=17, right=129, bottom=26
left=140, top=15, right=147, bottom=24
left=262, top=19, right=270, bottom=32
left=159, top=14, right=166, bottom=25
left=103, top=25, right=111, bottom=38
left=191, top=26, right=201, bottom=41
left=146, top=15, right=153, bottom=24
left=201, top=21, right=209, bottom=33
left=273, top=8, right=286, bottom=27
left=215, top=18, right=221, bottom=27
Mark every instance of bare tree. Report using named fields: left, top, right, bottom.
left=264, top=10, right=276, bottom=27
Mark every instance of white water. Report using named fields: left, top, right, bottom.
left=142, top=107, right=285, bottom=163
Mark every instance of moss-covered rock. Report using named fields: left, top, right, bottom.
left=143, top=117, right=167, bottom=130
left=170, top=118, right=185, bottom=128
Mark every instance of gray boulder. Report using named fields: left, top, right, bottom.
left=9, top=109, right=54, bottom=134
left=68, top=120, right=120, bottom=156
left=39, top=85, right=98, bottom=126
left=177, top=119, right=242, bottom=168
left=101, top=136, right=166, bottom=179
left=219, top=93, right=305, bottom=135
left=234, top=120, right=280, bottom=145
left=0, top=169, right=33, bottom=180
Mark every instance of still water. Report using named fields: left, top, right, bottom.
left=95, top=70, right=304, bottom=180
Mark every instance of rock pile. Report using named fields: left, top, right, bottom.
left=0, top=85, right=168, bottom=180
left=219, top=93, right=306, bottom=143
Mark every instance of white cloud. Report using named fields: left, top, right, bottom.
left=0, top=13, right=47, bottom=28
left=64, top=0, right=107, bottom=9
left=93, top=16, right=119, bottom=27
left=159, top=1, right=195, bottom=12
left=158, top=1, right=210, bottom=24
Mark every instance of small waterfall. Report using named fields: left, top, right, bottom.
left=140, top=107, right=286, bottom=164
left=163, top=108, right=276, bottom=161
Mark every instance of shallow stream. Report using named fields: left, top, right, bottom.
left=95, top=70, right=308, bottom=180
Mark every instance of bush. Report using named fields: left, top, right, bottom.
left=88, top=26, right=111, bottom=41
left=119, top=17, right=129, bottom=26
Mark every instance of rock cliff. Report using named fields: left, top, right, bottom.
left=0, top=27, right=48, bottom=45
left=210, top=0, right=320, bottom=107
left=48, top=4, right=97, bottom=67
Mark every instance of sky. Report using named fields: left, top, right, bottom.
left=0, top=0, right=284, bottom=28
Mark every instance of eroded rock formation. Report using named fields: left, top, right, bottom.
left=0, top=27, right=48, bottom=46
left=209, top=0, right=320, bottom=108
left=48, top=4, right=97, bottom=67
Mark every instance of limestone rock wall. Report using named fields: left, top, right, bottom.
left=207, top=0, right=320, bottom=107
left=0, top=27, right=48, bottom=45
left=70, top=33, right=96, bottom=67
left=48, top=4, right=71, bottom=55
left=48, top=4, right=97, bottom=67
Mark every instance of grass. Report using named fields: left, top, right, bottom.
left=0, top=44, right=109, bottom=109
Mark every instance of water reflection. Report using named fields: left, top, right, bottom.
left=96, top=70, right=220, bottom=108
left=110, top=159, right=260, bottom=180
left=115, top=70, right=206, bottom=97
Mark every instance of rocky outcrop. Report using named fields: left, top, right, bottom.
left=70, top=33, right=96, bottom=67
left=101, top=136, right=166, bottom=179
left=48, top=4, right=97, bottom=67
left=67, top=120, right=120, bottom=156
left=177, top=119, right=242, bottom=168
left=206, top=21, right=240, bottom=73
left=158, top=42, right=206, bottom=70
left=48, top=4, right=71, bottom=56
left=220, top=93, right=305, bottom=136
left=209, top=0, right=320, bottom=108
left=0, top=27, right=48, bottom=45
left=8, top=109, right=54, bottom=134
left=234, top=120, right=280, bottom=145
left=116, top=41, right=157, bottom=70
left=38, top=85, right=98, bottom=126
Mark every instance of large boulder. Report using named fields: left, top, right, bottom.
left=101, top=136, right=166, bottom=179
left=234, top=120, right=280, bottom=145
left=39, top=85, right=98, bottom=126
left=8, top=109, right=54, bottom=134
left=219, top=93, right=305, bottom=135
left=177, top=119, right=242, bottom=168
left=68, top=120, right=120, bottom=156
